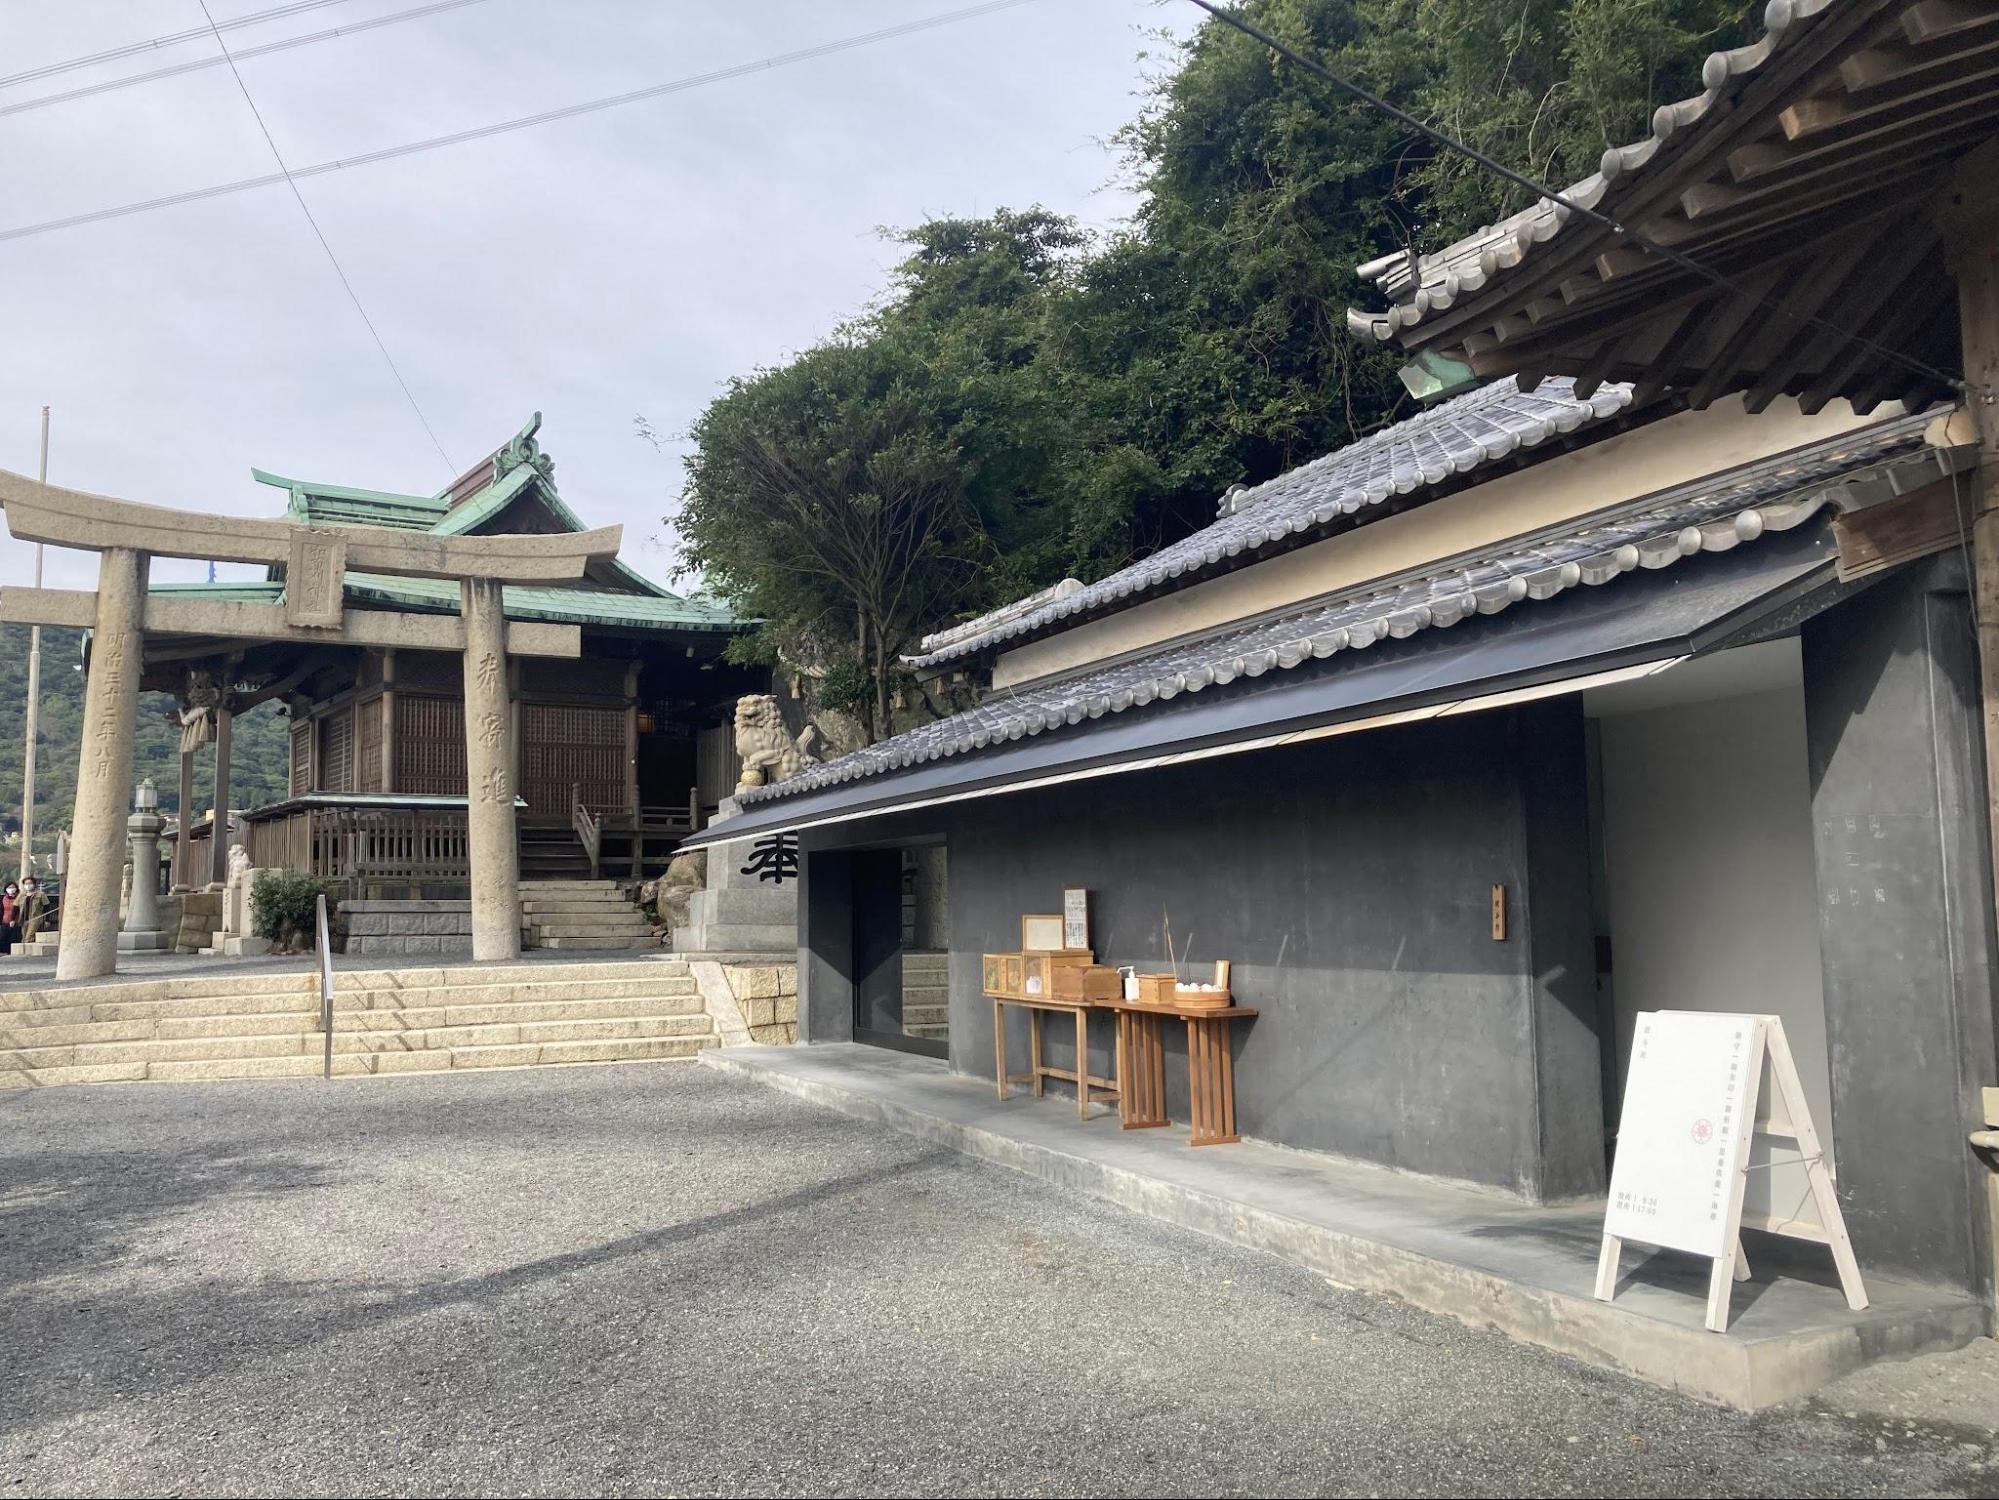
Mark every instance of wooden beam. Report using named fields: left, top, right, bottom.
left=1781, top=51, right=1999, bottom=142
left=0, top=587, right=583, bottom=658
left=1797, top=256, right=1947, bottom=412
left=1632, top=293, right=1722, bottom=407
left=1833, top=476, right=1974, bottom=580
left=1840, top=25, right=1999, bottom=94
left=0, top=470, right=619, bottom=583
left=1905, top=0, right=1999, bottom=46
left=1740, top=234, right=1892, bottom=413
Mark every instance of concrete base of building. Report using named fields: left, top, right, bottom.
left=702, top=1043, right=1990, bottom=1411
left=116, top=932, right=170, bottom=952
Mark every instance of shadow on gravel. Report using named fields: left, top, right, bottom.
left=0, top=1144, right=948, bottom=1434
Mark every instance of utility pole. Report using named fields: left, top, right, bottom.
left=18, top=405, right=47, bottom=879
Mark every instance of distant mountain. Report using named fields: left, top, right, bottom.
left=0, top=624, right=291, bottom=859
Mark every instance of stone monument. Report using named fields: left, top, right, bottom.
left=202, top=843, right=273, bottom=957
left=116, top=779, right=169, bottom=952
left=672, top=695, right=814, bottom=954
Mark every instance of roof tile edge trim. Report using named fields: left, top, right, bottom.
left=905, top=376, right=1634, bottom=672
left=743, top=428, right=1909, bottom=809
left=1345, top=0, right=1841, bottom=343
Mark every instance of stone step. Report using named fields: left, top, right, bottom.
left=0, top=975, right=701, bottom=1028
left=523, top=912, right=649, bottom=924
left=1, top=1060, right=150, bottom=1088
left=323, top=1014, right=712, bottom=1053
left=534, top=936, right=659, bottom=951
left=518, top=900, right=643, bottom=915
left=524, top=920, right=653, bottom=939
left=0, top=959, right=693, bottom=1014
left=7, top=1032, right=305, bottom=1069
left=901, top=1004, right=949, bottom=1025
left=3, top=1007, right=715, bottom=1068
left=517, top=881, right=627, bottom=893
left=905, top=1022, right=949, bottom=1040
left=5, top=1029, right=719, bottom=1086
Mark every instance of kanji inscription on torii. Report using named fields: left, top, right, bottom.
left=0, top=463, right=621, bottom=978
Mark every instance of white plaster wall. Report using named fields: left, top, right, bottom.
left=1596, top=671, right=1833, bottom=1219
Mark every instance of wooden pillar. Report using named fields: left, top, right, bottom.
left=380, top=649, right=397, bottom=791
left=208, top=697, right=233, bottom=887
left=173, top=744, right=195, bottom=891
left=625, top=660, right=642, bottom=878
left=1944, top=144, right=1999, bottom=955
left=56, top=547, right=146, bottom=981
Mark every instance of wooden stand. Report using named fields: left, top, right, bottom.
left=1102, top=999, right=1257, bottom=1147
left=991, top=995, right=1118, bottom=1121
left=1595, top=1012, right=1867, bottom=1334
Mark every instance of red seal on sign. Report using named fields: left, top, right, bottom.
left=1692, top=1119, right=1714, bottom=1145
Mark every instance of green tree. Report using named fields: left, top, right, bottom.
left=677, top=340, right=981, bottom=743
left=666, top=0, right=1754, bottom=714
left=0, top=624, right=291, bottom=863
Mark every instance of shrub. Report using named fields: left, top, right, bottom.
left=250, top=871, right=336, bottom=952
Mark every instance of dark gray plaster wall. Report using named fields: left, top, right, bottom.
left=797, top=847, right=853, bottom=1045
left=1803, top=557, right=1998, bottom=1297
left=801, top=700, right=1605, bottom=1200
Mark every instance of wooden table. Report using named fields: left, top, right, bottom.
left=990, top=994, right=1119, bottom=1120
left=1100, top=999, right=1258, bottom=1146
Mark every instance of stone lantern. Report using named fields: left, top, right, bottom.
left=118, top=779, right=168, bottom=952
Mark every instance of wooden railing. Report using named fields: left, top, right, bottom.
left=571, top=783, right=603, bottom=881
left=245, top=801, right=473, bottom=884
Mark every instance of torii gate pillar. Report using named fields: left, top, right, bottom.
left=461, top=578, right=520, bottom=962
left=58, top=548, right=147, bottom=981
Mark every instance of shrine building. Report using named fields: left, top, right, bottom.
left=148, top=415, right=763, bottom=895
left=684, top=0, right=1999, bottom=1327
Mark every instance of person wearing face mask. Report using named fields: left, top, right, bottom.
left=0, top=879, right=19, bottom=954
left=17, top=876, right=50, bottom=946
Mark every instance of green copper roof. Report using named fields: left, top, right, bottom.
left=151, top=574, right=735, bottom=633
left=252, top=468, right=450, bottom=531
left=250, top=414, right=696, bottom=607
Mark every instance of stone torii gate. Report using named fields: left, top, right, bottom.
left=0, top=467, right=621, bottom=980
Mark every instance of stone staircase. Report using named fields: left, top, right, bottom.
left=0, top=959, right=714, bottom=1088
left=902, top=950, right=950, bottom=1041
left=519, top=880, right=657, bottom=951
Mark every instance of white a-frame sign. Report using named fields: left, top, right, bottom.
left=1595, top=1011, right=1867, bottom=1333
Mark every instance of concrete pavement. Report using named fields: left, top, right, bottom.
left=1, top=1063, right=1994, bottom=1497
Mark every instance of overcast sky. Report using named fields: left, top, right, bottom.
left=0, top=0, right=1185, bottom=594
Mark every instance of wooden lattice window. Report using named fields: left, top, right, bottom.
left=355, top=697, right=383, bottom=793
left=521, top=702, right=624, bottom=815
left=289, top=720, right=311, bottom=797
left=396, top=695, right=466, bottom=795
left=319, top=709, right=353, bottom=794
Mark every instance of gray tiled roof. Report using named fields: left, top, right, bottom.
left=1347, top=0, right=1836, bottom=343
left=906, top=376, right=1634, bottom=670
left=747, top=410, right=1932, bottom=807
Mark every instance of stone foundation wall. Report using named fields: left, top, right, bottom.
left=172, top=892, right=222, bottom=955
left=340, top=899, right=473, bottom=956
left=687, top=959, right=798, bottom=1046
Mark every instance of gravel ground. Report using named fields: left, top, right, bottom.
left=1, top=1063, right=1995, bottom=1499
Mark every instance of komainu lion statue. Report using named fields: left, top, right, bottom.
left=734, top=694, right=819, bottom=791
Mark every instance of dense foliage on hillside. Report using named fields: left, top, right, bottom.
left=674, top=0, right=1747, bottom=741
left=0, top=625, right=291, bottom=863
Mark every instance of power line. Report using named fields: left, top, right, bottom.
left=1182, top=0, right=1968, bottom=397
left=196, top=0, right=457, bottom=474
left=0, top=0, right=492, bottom=122
left=0, top=0, right=356, bottom=91
left=0, top=0, right=1047, bottom=245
